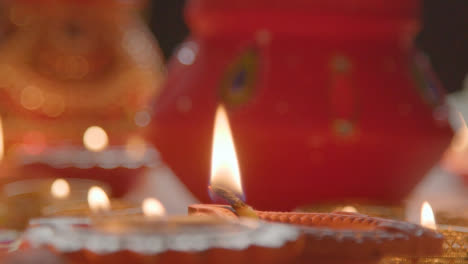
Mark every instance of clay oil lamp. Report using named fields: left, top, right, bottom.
left=1, top=178, right=109, bottom=229
left=189, top=105, right=445, bottom=264
left=21, top=197, right=305, bottom=264
left=381, top=201, right=467, bottom=263
left=417, top=202, right=467, bottom=262
left=29, top=185, right=138, bottom=229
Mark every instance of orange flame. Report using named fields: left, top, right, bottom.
left=210, top=105, right=243, bottom=196
left=341, top=206, right=358, bottom=213
left=88, top=186, right=110, bottom=213
left=420, top=201, right=437, bottom=230
left=142, top=198, right=166, bottom=218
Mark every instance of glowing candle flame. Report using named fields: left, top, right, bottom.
left=341, top=206, right=358, bottom=213
left=210, top=105, right=243, bottom=196
left=83, top=126, right=108, bottom=152
left=88, top=186, right=110, bottom=213
left=0, top=116, right=4, bottom=161
left=51, top=178, right=70, bottom=199
left=142, top=198, right=166, bottom=218
left=420, top=201, right=437, bottom=230
left=451, top=112, right=468, bottom=152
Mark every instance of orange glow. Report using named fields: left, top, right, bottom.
left=341, top=206, right=358, bottom=213
left=51, top=178, right=70, bottom=199
left=420, top=201, right=437, bottom=230
left=142, top=198, right=166, bottom=218
left=210, top=105, right=243, bottom=196
left=88, top=186, right=110, bottom=213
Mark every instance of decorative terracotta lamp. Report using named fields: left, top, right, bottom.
left=150, top=0, right=453, bottom=211
left=30, top=185, right=138, bottom=229
left=0, top=0, right=164, bottom=197
left=189, top=105, right=444, bottom=263
left=381, top=202, right=468, bottom=263
left=21, top=198, right=304, bottom=264
left=0, top=178, right=110, bottom=229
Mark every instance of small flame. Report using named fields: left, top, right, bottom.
left=83, top=126, right=108, bottom=152
left=88, top=186, right=110, bottom=213
left=341, top=206, right=358, bottom=213
left=0, top=116, right=4, bottom=161
left=420, top=201, right=437, bottom=230
left=142, top=198, right=166, bottom=218
left=51, top=178, right=70, bottom=199
left=210, top=105, right=243, bottom=196
left=451, top=112, right=468, bottom=152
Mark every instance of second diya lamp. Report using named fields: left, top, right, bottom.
left=29, top=185, right=139, bottom=229
left=0, top=177, right=114, bottom=230
left=381, top=202, right=468, bottom=264
left=21, top=199, right=305, bottom=264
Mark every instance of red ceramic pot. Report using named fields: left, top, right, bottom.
left=150, top=0, right=453, bottom=210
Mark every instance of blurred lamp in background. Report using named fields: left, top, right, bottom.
left=0, top=0, right=165, bottom=197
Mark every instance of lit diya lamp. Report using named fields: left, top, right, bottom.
left=2, top=177, right=127, bottom=230
left=29, top=185, right=138, bottom=228
left=189, top=105, right=445, bottom=263
left=381, top=202, right=468, bottom=263
left=418, top=202, right=467, bottom=262
left=21, top=197, right=304, bottom=264
left=42, top=184, right=137, bottom=217
left=19, top=111, right=305, bottom=263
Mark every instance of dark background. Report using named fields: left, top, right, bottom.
left=149, top=0, right=468, bottom=93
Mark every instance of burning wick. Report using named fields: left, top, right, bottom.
left=209, top=105, right=257, bottom=219
left=209, top=185, right=257, bottom=219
